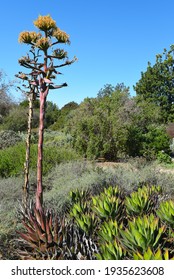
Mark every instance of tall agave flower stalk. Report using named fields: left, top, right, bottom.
left=16, top=71, right=39, bottom=208
left=23, top=90, right=34, bottom=207
left=17, top=15, right=77, bottom=211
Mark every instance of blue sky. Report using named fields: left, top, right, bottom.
left=1, top=0, right=174, bottom=108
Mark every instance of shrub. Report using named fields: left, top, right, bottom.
left=141, top=124, right=171, bottom=160
left=0, top=177, right=23, bottom=237
left=43, top=161, right=108, bottom=212
left=43, top=160, right=174, bottom=214
left=0, top=143, right=80, bottom=177
left=157, top=151, right=172, bottom=164
left=0, top=130, right=22, bottom=149
left=44, top=130, right=73, bottom=147
left=2, top=107, right=39, bottom=132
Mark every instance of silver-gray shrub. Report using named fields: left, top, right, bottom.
left=43, top=160, right=174, bottom=212
left=0, top=176, right=23, bottom=236
left=0, top=130, right=22, bottom=149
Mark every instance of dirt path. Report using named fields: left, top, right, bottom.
left=96, top=161, right=174, bottom=174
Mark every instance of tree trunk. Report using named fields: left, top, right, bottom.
left=23, top=91, right=34, bottom=208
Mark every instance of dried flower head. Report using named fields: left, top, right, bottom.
left=18, top=31, right=41, bottom=44
left=18, top=56, right=32, bottom=65
left=35, top=37, right=50, bottom=51
left=34, top=15, right=56, bottom=31
left=53, top=49, right=68, bottom=59
left=53, top=28, right=70, bottom=43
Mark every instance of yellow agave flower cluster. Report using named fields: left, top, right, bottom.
left=34, top=15, right=56, bottom=31
left=35, top=37, right=50, bottom=51
left=18, top=31, right=41, bottom=44
left=18, top=15, right=70, bottom=50
left=53, top=28, right=70, bottom=44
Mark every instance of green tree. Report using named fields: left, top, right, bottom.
left=142, top=124, right=170, bottom=159
left=118, top=97, right=170, bottom=158
left=19, top=99, right=40, bottom=109
left=50, top=101, right=78, bottom=130
left=44, top=101, right=60, bottom=128
left=3, top=106, right=39, bottom=131
left=66, top=84, right=130, bottom=160
left=134, top=46, right=174, bottom=123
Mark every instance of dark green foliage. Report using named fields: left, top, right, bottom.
left=44, top=101, right=60, bottom=128
left=50, top=101, right=78, bottom=130
left=0, top=143, right=27, bottom=177
left=157, top=151, right=172, bottom=164
left=0, top=142, right=80, bottom=177
left=19, top=99, right=40, bottom=109
left=134, top=46, right=174, bottom=123
left=64, top=84, right=170, bottom=160
left=2, top=100, right=59, bottom=131
left=123, top=100, right=169, bottom=158
left=141, top=125, right=170, bottom=159
left=2, top=107, right=39, bottom=132
left=66, top=84, right=130, bottom=160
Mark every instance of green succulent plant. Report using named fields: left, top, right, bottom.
left=125, top=185, right=161, bottom=216
left=120, top=214, right=165, bottom=255
left=96, top=239, right=126, bottom=260
left=157, top=200, right=174, bottom=227
left=97, top=220, right=121, bottom=242
left=92, top=186, right=124, bottom=220
left=133, top=247, right=174, bottom=260
left=71, top=206, right=97, bottom=235
left=70, top=189, right=91, bottom=205
left=96, top=220, right=126, bottom=260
